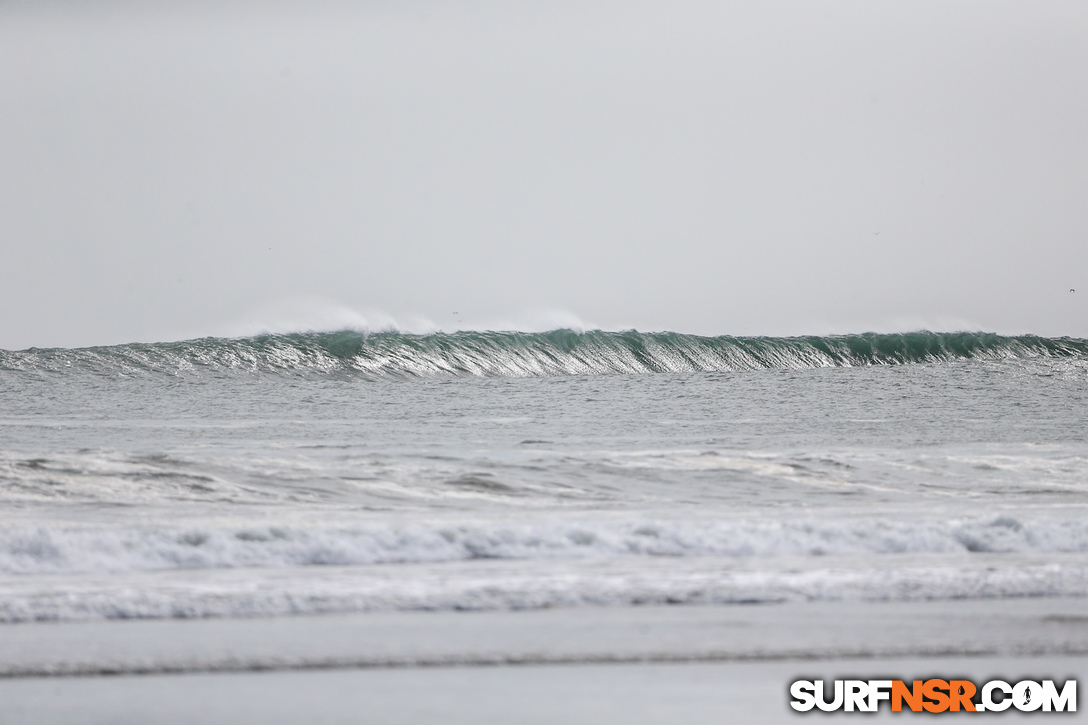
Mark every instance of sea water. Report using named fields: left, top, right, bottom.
left=1, top=330, right=1087, bottom=621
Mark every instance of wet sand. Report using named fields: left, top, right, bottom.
left=1, top=598, right=1085, bottom=723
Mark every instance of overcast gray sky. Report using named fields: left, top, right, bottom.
left=2, top=0, right=1086, bottom=349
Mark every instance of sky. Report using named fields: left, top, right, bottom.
left=2, top=0, right=1087, bottom=349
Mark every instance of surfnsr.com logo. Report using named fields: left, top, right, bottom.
left=789, top=679, right=1077, bottom=713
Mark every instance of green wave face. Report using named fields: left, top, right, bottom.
left=4, top=330, right=1088, bottom=378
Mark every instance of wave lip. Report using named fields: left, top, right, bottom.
left=4, top=330, right=1088, bottom=379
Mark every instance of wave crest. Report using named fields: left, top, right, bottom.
left=4, top=330, right=1088, bottom=378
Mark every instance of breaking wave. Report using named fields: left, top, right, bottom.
left=3, top=516, right=1088, bottom=621
left=4, top=330, right=1088, bottom=379
left=3, top=515, right=1087, bottom=577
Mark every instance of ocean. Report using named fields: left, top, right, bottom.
left=3, top=329, right=1087, bottom=625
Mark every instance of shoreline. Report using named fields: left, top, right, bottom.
left=2, top=596, right=1086, bottom=679
left=2, top=656, right=1084, bottom=725
left=2, top=598, right=1085, bottom=724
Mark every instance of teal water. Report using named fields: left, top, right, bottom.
left=5, top=330, right=1088, bottom=378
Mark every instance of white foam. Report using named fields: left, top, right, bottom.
left=2, top=553, right=1087, bottom=623
left=2, top=514, right=1086, bottom=577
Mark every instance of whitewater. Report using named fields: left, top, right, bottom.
left=2, top=329, right=1087, bottom=622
